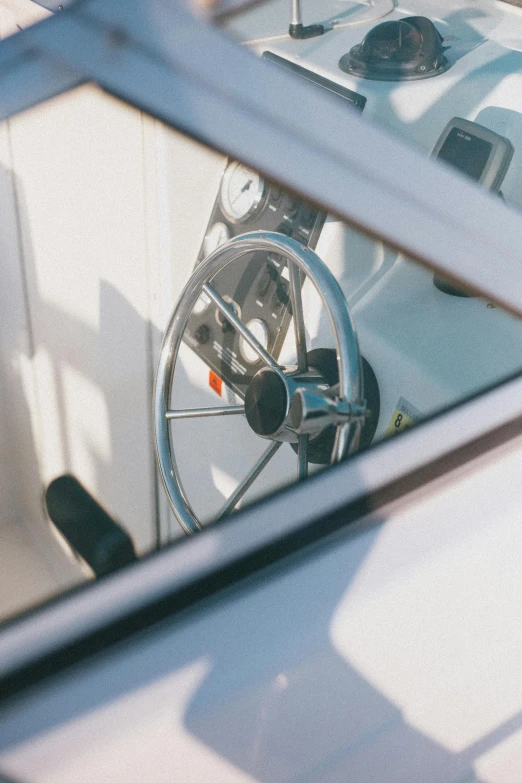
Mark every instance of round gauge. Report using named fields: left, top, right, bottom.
left=203, top=222, right=230, bottom=257
left=219, top=161, right=266, bottom=224
left=192, top=291, right=211, bottom=315
left=239, top=319, right=269, bottom=364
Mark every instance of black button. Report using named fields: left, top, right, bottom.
left=299, top=206, right=317, bottom=228
left=257, top=267, right=272, bottom=299
left=274, top=281, right=289, bottom=311
left=270, top=185, right=281, bottom=205
left=194, top=324, right=211, bottom=344
left=245, top=369, right=288, bottom=436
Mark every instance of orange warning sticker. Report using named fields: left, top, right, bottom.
left=209, top=371, right=222, bottom=396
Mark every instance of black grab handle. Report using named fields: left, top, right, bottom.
left=45, top=475, right=137, bottom=577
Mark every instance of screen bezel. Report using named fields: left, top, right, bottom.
left=432, top=117, right=514, bottom=192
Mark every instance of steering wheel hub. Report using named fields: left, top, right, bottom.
left=245, top=367, right=289, bottom=437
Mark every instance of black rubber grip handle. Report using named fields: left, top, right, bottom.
left=45, top=475, right=137, bottom=577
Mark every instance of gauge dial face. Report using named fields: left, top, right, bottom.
left=192, top=291, right=211, bottom=315
left=240, top=319, right=269, bottom=364
left=203, top=222, right=230, bottom=257
left=219, top=162, right=266, bottom=224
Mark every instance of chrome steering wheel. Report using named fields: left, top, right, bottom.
left=154, top=231, right=367, bottom=535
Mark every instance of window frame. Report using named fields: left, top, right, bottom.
left=1, top=0, right=522, bottom=694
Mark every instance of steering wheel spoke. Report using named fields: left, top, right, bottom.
left=166, top=405, right=245, bottom=420
left=288, top=262, right=308, bottom=373
left=203, top=282, right=278, bottom=368
left=297, top=434, right=309, bottom=481
left=214, top=440, right=282, bottom=522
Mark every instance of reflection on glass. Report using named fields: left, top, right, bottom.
left=224, top=0, right=522, bottom=219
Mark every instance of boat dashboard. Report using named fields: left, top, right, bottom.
left=168, top=0, right=522, bottom=522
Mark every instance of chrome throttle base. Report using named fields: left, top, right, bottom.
left=290, top=388, right=369, bottom=438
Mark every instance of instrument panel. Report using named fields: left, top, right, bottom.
left=184, top=160, right=326, bottom=398
left=183, top=52, right=367, bottom=400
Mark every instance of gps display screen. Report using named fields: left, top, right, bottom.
left=437, top=126, right=493, bottom=181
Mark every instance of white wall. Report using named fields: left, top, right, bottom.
left=0, top=0, right=229, bottom=583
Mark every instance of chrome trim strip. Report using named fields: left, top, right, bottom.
left=214, top=439, right=282, bottom=522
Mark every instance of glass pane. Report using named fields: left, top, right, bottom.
left=1, top=7, right=522, bottom=623
left=223, top=0, right=522, bottom=216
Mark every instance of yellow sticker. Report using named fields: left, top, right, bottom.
left=385, top=396, right=422, bottom=437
